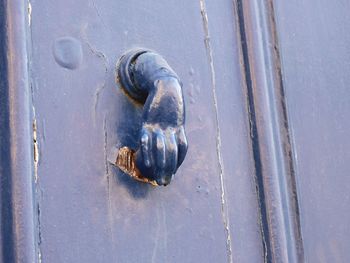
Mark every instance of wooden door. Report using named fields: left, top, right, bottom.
left=6, top=0, right=264, bottom=262
left=1, top=0, right=350, bottom=262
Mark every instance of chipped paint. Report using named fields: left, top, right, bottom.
left=33, top=118, right=39, bottom=183
left=115, top=147, right=158, bottom=186
left=33, top=118, right=43, bottom=262
left=27, top=1, right=32, bottom=26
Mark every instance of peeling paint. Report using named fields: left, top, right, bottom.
left=113, top=147, right=158, bottom=186
left=33, top=118, right=43, bottom=262
left=27, top=2, right=43, bottom=262
left=33, top=118, right=39, bottom=183
left=27, top=1, right=32, bottom=26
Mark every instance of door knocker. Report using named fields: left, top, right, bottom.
left=111, top=49, right=188, bottom=186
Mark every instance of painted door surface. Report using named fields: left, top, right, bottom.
left=1, top=0, right=350, bottom=262
left=27, top=1, right=263, bottom=262
left=274, top=1, right=350, bottom=262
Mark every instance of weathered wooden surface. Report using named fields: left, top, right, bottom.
left=0, top=0, right=37, bottom=262
left=274, top=1, right=350, bottom=262
left=3, top=0, right=350, bottom=262
left=29, top=0, right=263, bottom=262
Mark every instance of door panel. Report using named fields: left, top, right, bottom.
left=4, top=0, right=350, bottom=262
left=274, top=1, right=350, bottom=262
left=29, top=0, right=263, bottom=262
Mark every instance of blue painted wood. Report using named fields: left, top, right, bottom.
left=11, top=0, right=350, bottom=261
left=233, top=0, right=304, bottom=261
left=274, top=1, right=350, bottom=261
left=0, top=0, right=37, bottom=262
left=27, top=0, right=264, bottom=262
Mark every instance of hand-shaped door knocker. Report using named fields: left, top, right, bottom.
left=112, top=49, right=188, bottom=186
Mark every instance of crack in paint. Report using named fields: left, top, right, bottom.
left=32, top=105, right=43, bottom=263
left=33, top=118, right=39, bottom=183
left=90, top=0, right=110, bottom=32
left=199, top=1, right=233, bottom=262
left=27, top=2, right=42, bottom=261
left=81, top=24, right=109, bottom=125
left=36, top=203, right=42, bottom=263
left=103, top=116, right=117, bottom=253
left=27, top=1, right=32, bottom=26
left=103, top=117, right=109, bottom=176
left=32, top=114, right=43, bottom=263
left=103, top=118, right=111, bottom=222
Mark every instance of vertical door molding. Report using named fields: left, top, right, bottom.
left=233, top=0, right=304, bottom=262
left=0, top=0, right=37, bottom=262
